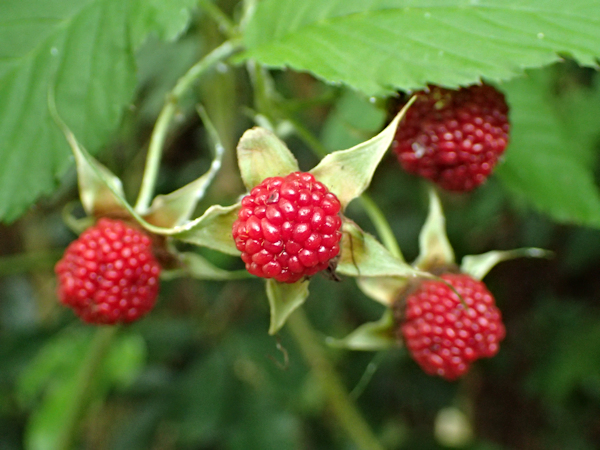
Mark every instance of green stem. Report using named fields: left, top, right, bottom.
left=199, top=0, right=238, bottom=38
left=287, top=309, right=386, bottom=450
left=358, top=194, right=403, bottom=260
left=134, top=39, right=242, bottom=213
left=56, top=326, right=118, bottom=450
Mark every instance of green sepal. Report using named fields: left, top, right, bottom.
left=61, top=202, right=94, bottom=235
left=61, top=119, right=241, bottom=252
left=414, top=188, right=455, bottom=270
left=326, top=310, right=397, bottom=351
left=170, top=203, right=241, bottom=255
left=266, top=279, right=310, bottom=335
left=310, top=96, right=415, bottom=209
left=337, top=219, right=425, bottom=279
left=461, top=248, right=551, bottom=280
left=144, top=106, right=225, bottom=227
left=356, top=276, right=407, bottom=306
left=54, top=113, right=128, bottom=218
left=237, top=127, right=300, bottom=191
left=56, top=109, right=239, bottom=256
left=161, top=252, right=250, bottom=281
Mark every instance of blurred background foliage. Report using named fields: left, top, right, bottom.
left=2, top=2, right=600, bottom=450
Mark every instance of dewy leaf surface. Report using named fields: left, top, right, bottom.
left=0, top=0, right=194, bottom=222
left=242, top=0, right=600, bottom=95
left=497, top=69, right=600, bottom=227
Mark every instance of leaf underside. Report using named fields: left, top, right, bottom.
left=242, top=0, right=600, bottom=95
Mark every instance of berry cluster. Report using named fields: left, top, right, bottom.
left=232, top=172, right=342, bottom=283
left=396, top=273, right=505, bottom=380
left=55, top=218, right=161, bottom=324
left=393, top=84, right=509, bottom=192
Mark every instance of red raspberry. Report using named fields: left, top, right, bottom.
left=55, top=218, right=161, bottom=324
left=232, top=172, right=343, bottom=283
left=396, top=273, right=505, bottom=380
left=392, top=84, right=509, bottom=192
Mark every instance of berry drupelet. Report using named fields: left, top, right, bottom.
left=393, top=84, right=510, bottom=192
left=55, top=218, right=161, bottom=324
left=395, top=273, right=506, bottom=380
left=232, top=172, right=343, bottom=283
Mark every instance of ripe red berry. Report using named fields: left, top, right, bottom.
left=55, top=218, right=161, bottom=324
left=396, top=273, right=505, bottom=380
left=232, top=172, right=343, bottom=283
left=392, top=84, right=509, bottom=192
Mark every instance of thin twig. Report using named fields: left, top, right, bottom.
left=134, top=39, right=242, bottom=213
left=287, top=309, right=386, bottom=450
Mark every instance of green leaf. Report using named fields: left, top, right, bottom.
left=0, top=0, right=195, bottom=222
left=59, top=122, right=241, bottom=254
left=54, top=113, right=127, bottom=217
left=237, top=127, right=300, bottom=191
left=129, top=0, right=196, bottom=48
left=172, top=203, right=241, bottom=255
left=555, top=75, right=600, bottom=163
left=17, top=329, right=92, bottom=408
left=337, top=220, right=423, bottom=280
left=356, top=276, right=406, bottom=306
left=321, top=89, right=387, bottom=151
left=460, top=248, right=550, bottom=281
left=162, top=252, right=250, bottom=280
left=497, top=69, right=600, bottom=227
left=266, top=279, right=310, bottom=335
left=21, top=327, right=120, bottom=450
left=145, top=106, right=224, bottom=228
left=103, top=333, right=146, bottom=389
left=326, top=310, right=397, bottom=351
left=25, top=377, right=80, bottom=450
left=310, top=100, right=414, bottom=209
left=241, top=0, right=600, bottom=95
left=414, top=189, right=454, bottom=270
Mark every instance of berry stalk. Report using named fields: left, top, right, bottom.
left=134, top=39, right=242, bottom=213
left=287, top=309, right=385, bottom=450
left=55, top=326, right=118, bottom=450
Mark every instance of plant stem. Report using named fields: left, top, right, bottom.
left=358, top=194, right=403, bottom=260
left=287, top=309, right=386, bottom=450
left=134, top=39, right=242, bottom=213
left=57, top=326, right=118, bottom=450
left=199, top=0, right=238, bottom=38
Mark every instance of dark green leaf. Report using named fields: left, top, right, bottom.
left=497, top=69, right=600, bottom=227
